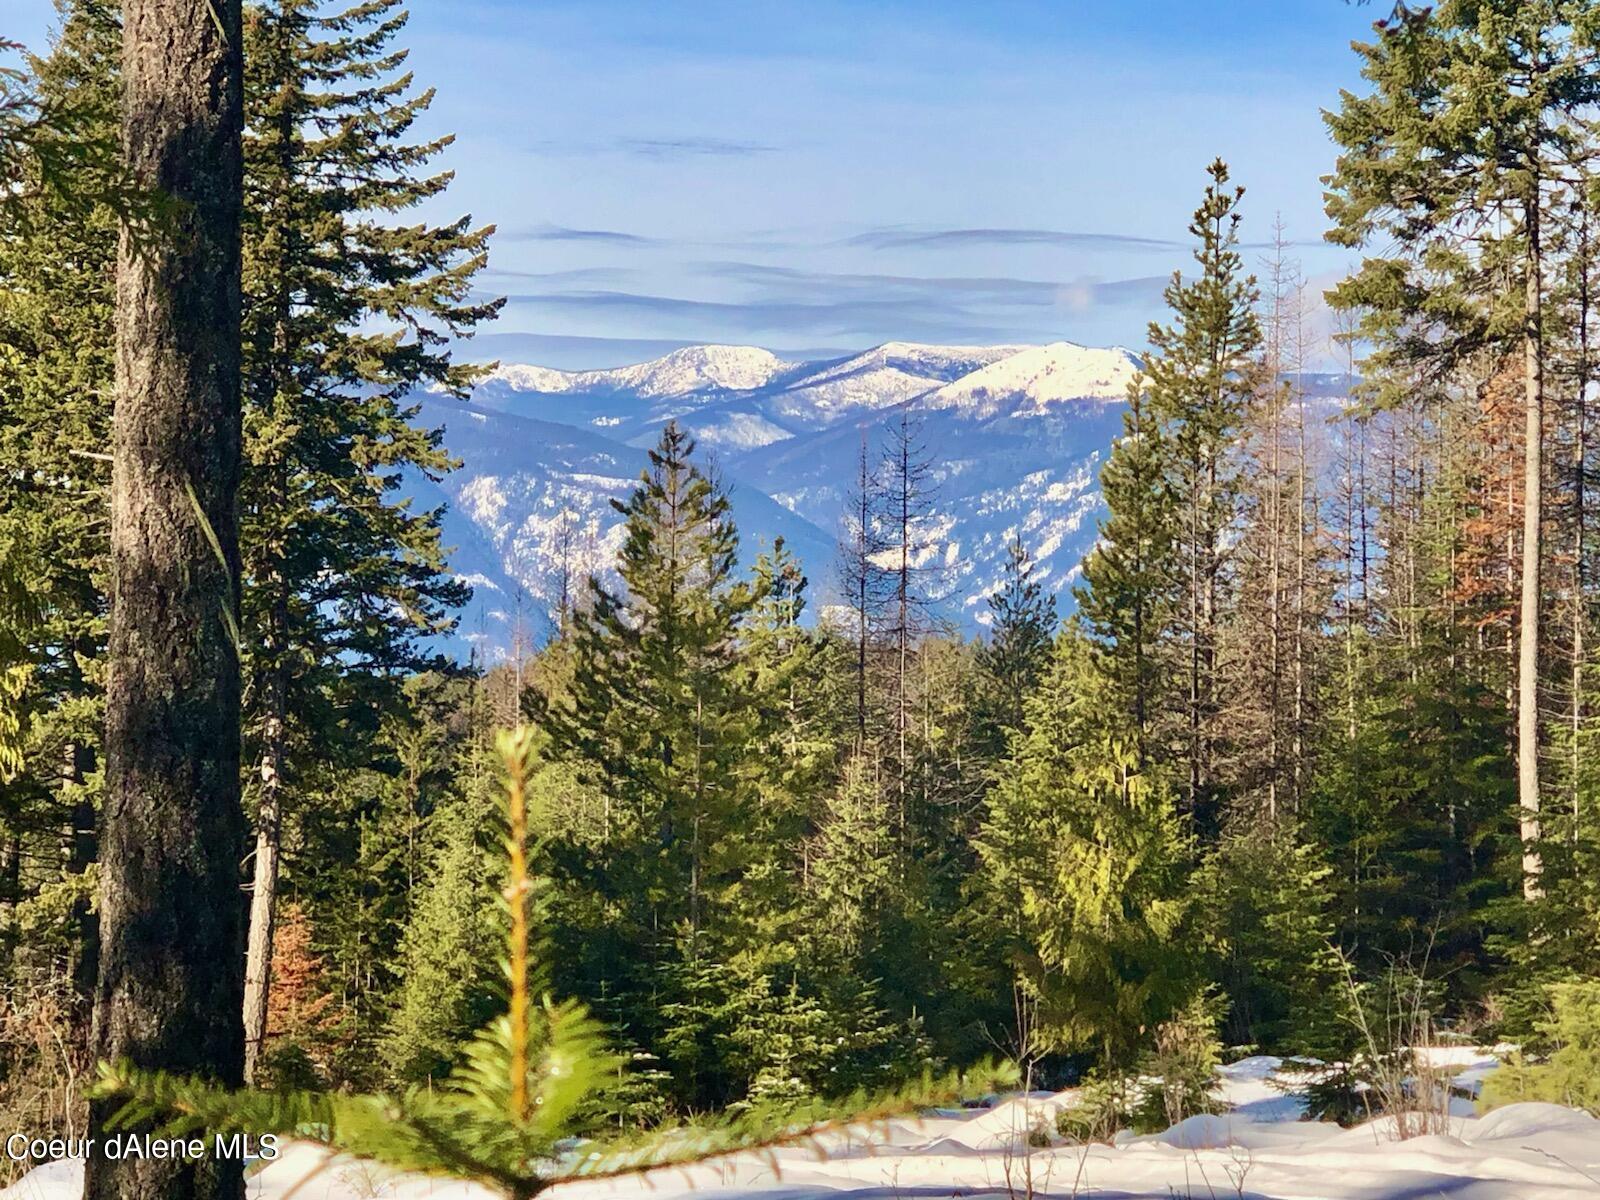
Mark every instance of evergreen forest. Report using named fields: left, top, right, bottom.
left=3, top=3, right=1600, bottom=1195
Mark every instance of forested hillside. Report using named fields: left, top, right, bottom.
left=3, top=1, right=1600, bottom=1189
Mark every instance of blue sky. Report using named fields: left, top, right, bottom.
left=11, top=1, right=1383, bottom=367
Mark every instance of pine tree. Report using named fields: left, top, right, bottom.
left=1326, top=0, right=1600, bottom=900
left=0, top=10, right=127, bottom=224
left=975, top=535, right=1056, bottom=747
left=1144, top=158, right=1262, bottom=834
left=1225, top=227, right=1312, bottom=819
left=0, top=546, right=34, bottom=785
left=0, top=40, right=39, bottom=196
left=1309, top=407, right=1516, bottom=1001
left=383, top=796, right=500, bottom=1084
left=886, top=632, right=1003, bottom=1064
left=978, top=628, right=1195, bottom=1070
left=257, top=904, right=346, bottom=1089
left=1075, top=373, right=1176, bottom=765
left=1548, top=194, right=1598, bottom=850
left=880, top=407, right=940, bottom=826
left=0, top=0, right=119, bottom=1014
left=736, top=540, right=838, bottom=952
left=807, top=755, right=893, bottom=968
left=544, top=422, right=760, bottom=1105
left=792, top=754, right=930, bottom=1090
left=237, top=0, right=500, bottom=1079
left=837, top=429, right=888, bottom=747
left=267, top=669, right=479, bottom=1088
left=1196, top=825, right=1334, bottom=1050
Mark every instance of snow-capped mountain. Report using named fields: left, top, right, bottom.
left=426, top=341, right=1139, bottom=658
left=489, top=344, right=791, bottom=400
left=414, top=395, right=837, bottom=656
left=469, top=342, right=1038, bottom=450
left=471, top=345, right=795, bottom=447
left=739, top=342, right=1033, bottom=432
left=921, top=342, right=1137, bottom=416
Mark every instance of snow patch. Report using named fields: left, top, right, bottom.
left=8, top=1062, right=1600, bottom=1200
left=922, top=342, right=1139, bottom=416
left=1469, top=1101, right=1600, bottom=1141
left=485, top=346, right=789, bottom=400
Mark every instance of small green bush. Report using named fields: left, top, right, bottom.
left=1481, top=981, right=1600, bottom=1115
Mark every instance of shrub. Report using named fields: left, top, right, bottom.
left=1480, top=980, right=1600, bottom=1115
left=1055, top=1074, right=1132, bottom=1143
left=1292, top=952, right=1454, bottom=1137
left=1133, top=992, right=1225, bottom=1131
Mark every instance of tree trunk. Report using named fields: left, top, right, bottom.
left=1188, top=452, right=1202, bottom=816
left=1518, top=205, right=1544, bottom=900
left=0, top=830, right=19, bottom=948
left=87, top=3, right=245, bottom=1200
left=63, top=739, right=99, bottom=1004
left=851, top=433, right=872, bottom=747
left=1293, top=380, right=1308, bottom=812
left=242, top=675, right=285, bottom=1084
left=1344, top=416, right=1358, bottom=742
left=1572, top=202, right=1590, bottom=836
left=897, top=452, right=909, bottom=840
left=1268, top=374, right=1282, bottom=824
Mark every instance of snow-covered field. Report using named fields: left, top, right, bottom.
left=6, top=1053, right=1598, bottom=1200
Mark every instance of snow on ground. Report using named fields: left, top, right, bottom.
left=6, top=1054, right=1598, bottom=1200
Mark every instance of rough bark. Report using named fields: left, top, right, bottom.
left=87, top=1, right=246, bottom=1199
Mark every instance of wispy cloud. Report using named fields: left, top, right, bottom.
left=481, top=265, right=637, bottom=284
left=500, top=224, right=660, bottom=246
left=495, top=289, right=1007, bottom=341
left=526, top=136, right=779, bottom=160
left=495, top=270, right=1168, bottom=337
left=701, top=261, right=1168, bottom=310
left=701, top=261, right=1060, bottom=300
left=847, top=227, right=1182, bottom=251
left=618, top=136, right=778, bottom=159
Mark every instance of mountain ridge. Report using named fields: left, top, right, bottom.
left=427, top=340, right=1138, bottom=658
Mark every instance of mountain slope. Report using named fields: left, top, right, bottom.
left=469, top=345, right=793, bottom=442
left=729, top=348, right=1133, bottom=622
left=920, top=341, right=1138, bottom=416
left=418, top=340, right=1141, bottom=656
left=417, top=395, right=837, bottom=658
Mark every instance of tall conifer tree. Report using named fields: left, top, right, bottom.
left=0, top=0, right=119, bottom=1008
left=1076, top=376, right=1177, bottom=765
left=978, top=629, right=1194, bottom=1070
left=237, top=0, right=500, bottom=1077
left=1326, top=0, right=1600, bottom=899
left=1144, top=159, right=1261, bottom=833
left=545, top=422, right=760, bottom=1105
